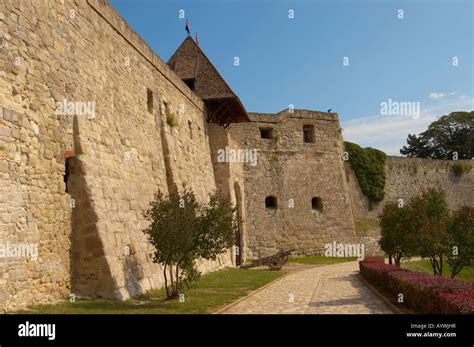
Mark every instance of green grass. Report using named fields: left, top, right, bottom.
left=402, top=260, right=474, bottom=282
left=17, top=268, right=283, bottom=314
left=288, top=255, right=357, bottom=265
left=354, top=217, right=380, bottom=235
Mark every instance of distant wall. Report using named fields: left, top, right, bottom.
left=346, top=157, right=474, bottom=218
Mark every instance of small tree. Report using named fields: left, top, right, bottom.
left=411, top=189, right=450, bottom=276
left=379, top=202, right=416, bottom=266
left=446, top=206, right=474, bottom=278
left=143, top=189, right=236, bottom=299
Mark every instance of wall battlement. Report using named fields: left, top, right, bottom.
left=86, top=0, right=204, bottom=111
left=248, top=109, right=339, bottom=124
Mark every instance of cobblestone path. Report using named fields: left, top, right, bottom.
left=221, top=261, right=393, bottom=314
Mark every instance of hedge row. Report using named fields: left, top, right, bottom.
left=359, top=260, right=474, bottom=314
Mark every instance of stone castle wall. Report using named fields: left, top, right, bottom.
left=345, top=157, right=474, bottom=256
left=1, top=0, right=472, bottom=312
left=229, top=110, right=357, bottom=258
left=346, top=157, right=474, bottom=219
left=207, top=122, right=248, bottom=262
left=0, top=0, right=232, bottom=310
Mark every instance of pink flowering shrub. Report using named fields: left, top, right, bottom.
left=359, top=261, right=474, bottom=313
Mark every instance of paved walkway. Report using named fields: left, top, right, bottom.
left=221, top=261, right=393, bottom=314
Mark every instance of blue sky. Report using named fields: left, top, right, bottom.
left=110, top=0, right=473, bottom=155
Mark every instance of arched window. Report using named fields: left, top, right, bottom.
left=265, top=196, right=277, bottom=209
left=311, top=197, right=323, bottom=212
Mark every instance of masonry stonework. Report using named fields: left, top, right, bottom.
left=0, top=0, right=233, bottom=310
left=228, top=110, right=357, bottom=258
left=345, top=157, right=474, bottom=255
left=346, top=157, right=474, bottom=219
left=0, top=0, right=473, bottom=312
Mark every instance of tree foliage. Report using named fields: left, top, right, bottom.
left=410, top=189, right=451, bottom=276
left=379, top=202, right=417, bottom=266
left=400, top=111, right=474, bottom=159
left=378, top=189, right=474, bottom=278
left=143, top=189, right=236, bottom=299
left=446, top=206, right=474, bottom=278
left=344, top=141, right=386, bottom=206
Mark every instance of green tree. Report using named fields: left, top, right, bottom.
left=400, top=111, right=474, bottom=159
left=446, top=206, right=474, bottom=278
left=379, top=202, right=416, bottom=266
left=143, top=189, right=236, bottom=299
left=411, top=189, right=451, bottom=276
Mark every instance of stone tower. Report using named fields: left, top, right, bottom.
left=228, top=110, right=357, bottom=258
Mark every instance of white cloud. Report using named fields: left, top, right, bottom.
left=341, top=97, right=474, bottom=156
left=428, top=91, right=457, bottom=99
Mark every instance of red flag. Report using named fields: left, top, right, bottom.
left=185, top=19, right=190, bottom=35
left=195, top=32, right=199, bottom=46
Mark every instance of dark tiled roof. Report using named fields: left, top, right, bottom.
left=168, top=36, right=249, bottom=125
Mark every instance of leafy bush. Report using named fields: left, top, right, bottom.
left=344, top=141, right=386, bottom=206
left=411, top=189, right=450, bottom=276
left=362, top=256, right=385, bottom=263
left=378, top=190, right=473, bottom=279
left=359, top=261, right=408, bottom=290
left=143, top=189, right=236, bottom=298
left=447, top=206, right=474, bottom=278
left=379, top=202, right=417, bottom=266
left=452, top=162, right=472, bottom=178
left=360, top=261, right=474, bottom=313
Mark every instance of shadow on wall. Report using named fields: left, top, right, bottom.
left=67, top=116, right=115, bottom=298
left=67, top=116, right=151, bottom=300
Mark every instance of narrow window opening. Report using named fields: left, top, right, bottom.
left=260, top=127, right=273, bottom=139
left=265, top=196, right=277, bottom=209
left=147, top=88, right=153, bottom=113
left=303, top=124, right=315, bottom=143
left=188, top=120, right=193, bottom=139
left=311, top=197, right=323, bottom=212
left=64, top=158, right=71, bottom=193
left=183, top=78, right=196, bottom=91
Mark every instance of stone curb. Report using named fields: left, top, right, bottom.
left=212, top=270, right=295, bottom=314
left=357, top=274, right=403, bottom=314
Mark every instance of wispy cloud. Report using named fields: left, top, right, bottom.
left=428, top=91, right=457, bottom=99
left=341, top=97, right=474, bottom=156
